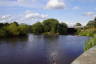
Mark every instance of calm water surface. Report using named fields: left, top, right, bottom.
left=0, top=34, right=89, bottom=64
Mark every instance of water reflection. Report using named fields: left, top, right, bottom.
left=0, top=36, right=28, bottom=43
left=0, top=34, right=89, bottom=64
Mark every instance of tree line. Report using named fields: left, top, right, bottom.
left=0, top=22, right=30, bottom=37
left=31, top=19, right=68, bottom=35
left=0, top=19, right=68, bottom=37
left=2, top=17, right=95, bottom=38
left=78, top=17, right=96, bottom=36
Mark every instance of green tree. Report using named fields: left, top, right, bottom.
left=6, top=22, right=19, bottom=36
left=18, top=24, right=29, bottom=35
left=0, top=29, right=6, bottom=37
left=86, top=18, right=96, bottom=28
left=75, top=23, right=82, bottom=26
left=57, top=23, right=68, bottom=35
left=0, top=23, right=4, bottom=28
left=32, top=22, right=44, bottom=34
left=86, top=21, right=96, bottom=27
left=12, top=21, right=19, bottom=26
left=43, top=19, right=59, bottom=33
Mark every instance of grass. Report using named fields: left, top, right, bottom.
left=78, top=28, right=96, bottom=37
left=84, top=35, right=96, bottom=51
left=78, top=27, right=96, bottom=51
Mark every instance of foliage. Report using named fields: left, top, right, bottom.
left=76, top=17, right=96, bottom=51
left=32, top=22, right=44, bottom=34
left=86, top=18, right=96, bottom=28
left=0, top=29, right=6, bottom=37
left=84, top=35, right=96, bottom=51
left=78, top=28, right=96, bottom=36
left=42, top=19, right=59, bottom=33
left=6, top=22, right=20, bottom=36
left=31, top=18, right=68, bottom=35
left=78, top=18, right=96, bottom=36
left=18, top=24, right=29, bottom=35
left=75, top=23, right=82, bottom=26
left=0, top=22, right=30, bottom=37
left=57, top=23, right=68, bottom=35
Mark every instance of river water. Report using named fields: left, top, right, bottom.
left=0, top=34, right=89, bottom=64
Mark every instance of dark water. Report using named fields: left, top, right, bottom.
left=0, top=34, right=89, bottom=64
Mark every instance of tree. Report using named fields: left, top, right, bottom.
left=42, top=19, right=59, bottom=33
left=75, top=23, right=82, bottom=26
left=86, top=20, right=96, bottom=27
left=86, top=17, right=96, bottom=28
left=0, top=23, right=4, bottom=28
left=0, top=29, right=6, bottom=37
left=6, top=22, right=19, bottom=36
left=18, top=24, right=29, bottom=35
left=32, top=22, right=44, bottom=34
left=12, top=21, right=19, bottom=26
left=57, top=23, right=68, bottom=35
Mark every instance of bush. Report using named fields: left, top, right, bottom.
left=6, top=23, right=20, bottom=36
left=78, top=28, right=96, bottom=36
left=84, top=35, right=96, bottom=51
left=0, top=22, right=30, bottom=37
left=0, top=29, right=6, bottom=37
left=18, top=24, right=29, bottom=36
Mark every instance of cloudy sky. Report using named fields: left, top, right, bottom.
left=0, top=0, right=96, bottom=26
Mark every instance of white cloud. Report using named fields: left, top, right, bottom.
left=24, top=10, right=48, bottom=19
left=0, top=15, right=12, bottom=23
left=0, top=15, right=11, bottom=20
left=84, top=12, right=96, bottom=16
left=45, top=0, right=65, bottom=9
left=20, top=10, right=48, bottom=24
left=0, top=0, right=65, bottom=9
left=0, top=10, right=48, bottom=24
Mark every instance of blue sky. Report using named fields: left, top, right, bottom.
left=0, top=0, right=96, bottom=26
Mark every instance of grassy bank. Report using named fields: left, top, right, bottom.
left=78, top=28, right=96, bottom=51
left=77, top=18, right=96, bottom=51
left=84, top=36, right=96, bottom=51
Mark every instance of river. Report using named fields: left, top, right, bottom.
left=0, top=34, right=89, bottom=64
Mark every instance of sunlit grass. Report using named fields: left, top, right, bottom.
left=79, top=27, right=96, bottom=37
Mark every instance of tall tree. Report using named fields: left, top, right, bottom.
left=32, top=22, right=44, bottom=34
left=57, top=23, right=68, bottom=35
left=6, top=22, right=19, bottom=36
left=18, top=24, right=29, bottom=35
left=86, top=17, right=96, bottom=28
left=43, top=19, right=59, bottom=33
left=86, top=20, right=96, bottom=27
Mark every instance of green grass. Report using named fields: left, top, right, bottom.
left=84, top=35, right=96, bottom=51
left=78, top=28, right=96, bottom=37
left=78, top=28, right=96, bottom=51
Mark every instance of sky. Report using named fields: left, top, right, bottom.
left=0, top=0, right=96, bottom=26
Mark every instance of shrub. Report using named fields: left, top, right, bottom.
left=84, top=35, right=96, bottom=51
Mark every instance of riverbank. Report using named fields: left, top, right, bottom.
left=72, top=46, right=96, bottom=64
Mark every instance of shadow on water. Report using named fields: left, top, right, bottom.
left=0, top=36, right=28, bottom=48
left=0, top=36, right=28, bottom=43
